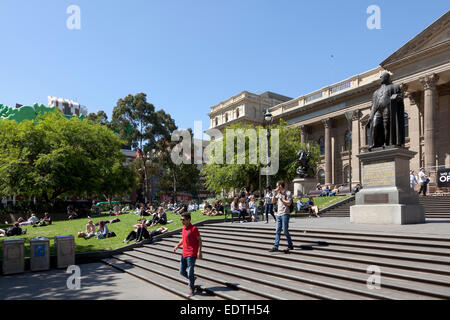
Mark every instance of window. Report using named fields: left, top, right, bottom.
left=365, top=125, right=370, bottom=146
left=225, top=113, right=228, bottom=122
left=404, top=113, right=409, bottom=138
left=344, top=166, right=350, bottom=184
left=236, top=108, right=240, bottom=118
left=344, top=130, right=352, bottom=151
left=318, top=169, right=325, bottom=185
left=215, top=117, right=218, bottom=126
left=318, top=136, right=325, bottom=155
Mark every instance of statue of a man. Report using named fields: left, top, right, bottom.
left=368, top=72, right=405, bottom=151
left=296, top=149, right=311, bottom=178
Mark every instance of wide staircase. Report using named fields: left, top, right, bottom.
left=321, top=196, right=450, bottom=219
left=102, top=223, right=450, bottom=300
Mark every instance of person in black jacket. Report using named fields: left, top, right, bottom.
left=149, top=207, right=168, bottom=227
left=0, top=222, right=25, bottom=237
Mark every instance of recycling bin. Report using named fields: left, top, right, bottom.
left=55, top=235, right=75, bottom=268
left=30, top=236, right=50, bottom=271
left=2, top=238, right=25, bottom=275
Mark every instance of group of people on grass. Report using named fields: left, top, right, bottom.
left=201, top=200, right=224, bottom=216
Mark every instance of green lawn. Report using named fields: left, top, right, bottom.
left=293, top=195, right=351, bottom=212
left=0, top=210, right=222, bottom=259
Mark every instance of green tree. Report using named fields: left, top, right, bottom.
left=201, top=121, right=321, bottom=194
left=0, top=111, right=139, bottom=205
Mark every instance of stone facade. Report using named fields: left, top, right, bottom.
left=206, top=11, right=450, bottom=193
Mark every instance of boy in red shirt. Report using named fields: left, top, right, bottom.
left=173, top=212, right=202, bottom=296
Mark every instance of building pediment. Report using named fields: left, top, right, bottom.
left=381, top=11, right=450, bottom=69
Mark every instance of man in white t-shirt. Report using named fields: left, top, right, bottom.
left=269, top=181, right=294, bottom=253
left=418, top=168, right=428, bottom=196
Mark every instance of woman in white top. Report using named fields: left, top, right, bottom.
left=238, top=198, right=248, bottom=223
left=248, top=195, right=258, bottom=222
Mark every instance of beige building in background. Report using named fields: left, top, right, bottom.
left=207, top=11, right=450, bottom=193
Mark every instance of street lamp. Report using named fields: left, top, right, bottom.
left=264, top=108, right=273, bottom=188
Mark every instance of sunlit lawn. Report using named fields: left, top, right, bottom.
left=0, top=210, right=222, bottom=259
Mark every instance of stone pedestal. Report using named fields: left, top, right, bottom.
left=350, top=147, right=425, bottom=225
left=293, top=177, right=317, bottom=198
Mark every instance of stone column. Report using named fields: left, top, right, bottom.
left=300, top=125, right=306, bottom=144
left=351, top=110, right=362, bottom=187
left=403, top=88, right=422, bottom=172
left=322, top=118, right=332, bottom=185
left=420, top=74, right=439, bottom=173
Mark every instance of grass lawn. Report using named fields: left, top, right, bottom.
left=0, top=210, right=223, bottom=259
left=293, top=195, right=351, bottom=213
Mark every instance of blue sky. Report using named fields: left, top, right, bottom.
left=0, top=1, right=448, bottom=138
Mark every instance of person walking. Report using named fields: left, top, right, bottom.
left=269, top=181, right=294, bottom=253
left=264, top=186, right=276, bottom=224
left=173, top=212, right=202, bottom=297
left=418, top=168, right=429, bottom=196
left=410, top=170, right=418, bottom=190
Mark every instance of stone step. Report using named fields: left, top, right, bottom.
left=151, top=240, right=447, bottom=299
left=116, top=252, right=264, bottom=300
left=102, top=257, right=216, bottom=300
left=140, top=244, right=380, bottom=300
left=200, top=225, right=450, bottom=249
left=168, top=232, right=450, bottom=275
left=132, top=246, right=320, bottom=300
left=194, top=229, right=450, bottom=260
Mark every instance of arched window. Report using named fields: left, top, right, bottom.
left=318, top=136, right=325, bottom=155
left=236, top=108, right=240, bottom=119
left=344, top=166, right=350, bottom=184
left=404, top=113, right=409, bottom=138
left=344, top=130, right=352, bottom=151
left=365, top=125, right=370, bottom=146
left=318, top=169, right=325, bottom=185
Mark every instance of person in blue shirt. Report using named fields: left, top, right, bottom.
left=306, top=197, right=320, bottom=218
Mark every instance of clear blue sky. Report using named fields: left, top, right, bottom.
left=0, top=1, right=448, bottom=138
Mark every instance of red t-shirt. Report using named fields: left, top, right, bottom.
left=182, top=224, right=200, bottom=258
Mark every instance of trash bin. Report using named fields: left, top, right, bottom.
left=55, top=235, right=75, bottom=268
left=2, top=238, right=25, bottom=275
left=30, top=236, right=50, bottom=271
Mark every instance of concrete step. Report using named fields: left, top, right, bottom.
left=116, top=251, right=262, bottom=300
left=200, top=225, right=450, bottom=249
left=153, top=240, right=446, bottom=299
left=193, top=229, right=450, bottom=262
left=162, top=235, right=450, bottom=277
left=134, top=246, right=320, bottom=300
left=102, top=257, right=216, bottom=300
left=140, top=243, right=378, bottom=300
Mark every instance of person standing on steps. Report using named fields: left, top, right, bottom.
left=269, top=181, right=294, bottom=253
left=173, top=212, right=202, bottom=297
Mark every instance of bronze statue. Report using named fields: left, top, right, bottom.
left=296, top=148, right=312, bottom=178
left=368, top=72, right=405, bottom=151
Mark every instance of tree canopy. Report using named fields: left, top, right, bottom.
left=0, top=111, right=139, bottom=203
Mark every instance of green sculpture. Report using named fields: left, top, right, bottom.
left=0, top=103, right=85, bottom=122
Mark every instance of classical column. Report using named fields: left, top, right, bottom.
left=403, top=87, right=422, bottom=171
left=300, top=125, right=306, bottom=144
left=351, top=110, right=362, bottom=187
left=322, top=118, right=332, bottom=186
left=420, top=74, right=439, bottom=172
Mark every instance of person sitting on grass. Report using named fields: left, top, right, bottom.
left=316, top=183, right=322, bottom=191
left=173, top=203, right=185, bottom=214
left=210, top=200, right=224, bottom=216
left=145, top=204, right=155, bottom=216
left=123, top=218, right=147, bottom=243
left=148, top=207, right=168, bottom=227
left=19, top=213, right=40, bottom=226
left=306, top=197, right=320, bottom=218
left=0, top=222, right=26, bottom=237
left=188, top=202, right=195, bottom=212
left=33, top=213, right=52, bottom=227
left=202, top=201, right=213, bottom=216
left=97, top=220, right=112, bottom=239
left=296, top=198, right=309, bottom=212
left=248, top=195, right=258, bottom=222
left=328, top=185, right=339, bottom=197
left=68, top=208, right=79, bottom=220
left=319, top=185, right=330, bottom=197
left=78, top=220, right=96, bottom=239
